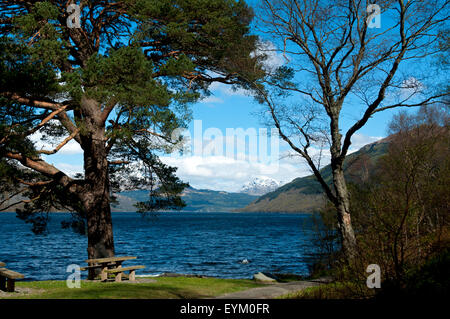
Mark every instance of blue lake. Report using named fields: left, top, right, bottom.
left=0, top=212, right=319, bottom=281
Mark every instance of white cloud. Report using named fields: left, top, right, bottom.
left=199, top=96, right=224, bottom=104
left=207, top=81, right=250, bottom=98
left=161, top=154, right=309, bottom=192
left=348, top=133, right=384, bottom=153
left=399, top=77, right=424, bottom=100
left=251, top=40, right=286, bottom=72
left=58, top=139, right=83, bottom=155
left=165, top=127, right=307, bottom=191
left=160, top=132, right=384, bottom=192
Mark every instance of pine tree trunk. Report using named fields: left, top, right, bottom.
left=83, top=180, right=115, bottom=260
left=79, top=97, right=115, bottom=260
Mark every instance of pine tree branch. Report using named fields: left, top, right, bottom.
left=4, top=152, right=80, bottom=194
left=2, top=92, right=67, bottom=111
left=2, top=92, right=82, bottom=144
left=25, top=105, right=69, bottom=136
left=37, top=128, right=80, bottom=155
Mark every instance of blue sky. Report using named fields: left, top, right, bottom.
left=35, top=0, right=443, bottom=192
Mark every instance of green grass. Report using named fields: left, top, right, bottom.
left=272, top=273, right=305, bottom=283
left=278, top=282, right=371, bottom=299
left=2, top=277, right=263, bottom=299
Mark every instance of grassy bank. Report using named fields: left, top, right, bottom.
left=279, top=282, right=364, bottom=299
left=1, top=277, right=264, bottom=299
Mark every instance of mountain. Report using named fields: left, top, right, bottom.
left=240, top=177, right=283, bottom=196
left=0, top=186, right=258, bottom=213
left=238, top=137, right=391, bottom=213
left=112, top=187, right=259, bottom=212
left=1, top=139, right=389, bottom=214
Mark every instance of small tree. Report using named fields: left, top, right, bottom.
left=350, top=105, right=450, bottom=288
left=308, top=105, right=449, bottom=297
left=252, top=0, right=449, bottom=260
left=0, top=0, right=264, bottom=259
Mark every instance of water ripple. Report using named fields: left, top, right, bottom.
left=0, top=212, right=319, bottom=281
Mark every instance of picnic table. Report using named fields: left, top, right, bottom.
left=81, top=256, right=145, bottom=282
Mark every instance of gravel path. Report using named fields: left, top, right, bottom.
left=215, top=279, right=330, bottom=299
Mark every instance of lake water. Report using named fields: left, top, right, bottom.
left=0, top=212, right=319, bottom=281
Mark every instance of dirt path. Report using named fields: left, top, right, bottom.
left=215, top=279, right=329, bottom=299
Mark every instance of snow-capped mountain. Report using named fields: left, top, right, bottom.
left=240, top=177, right=283, bottom=196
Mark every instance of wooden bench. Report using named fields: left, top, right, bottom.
left=104, top=265, right=146, bottom=282
left=0, top=267, right=25, bottom=292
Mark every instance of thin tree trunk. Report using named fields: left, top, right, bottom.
left=332, top=166, right=357, bottom=260
left=329, top=112, right=357, bottom=261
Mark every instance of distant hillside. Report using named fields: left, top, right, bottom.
left=239, top=137, right=391, bottom=213
left=113, top=187, right=259, bottom=212
left=1, top=187, right=258, bottom=213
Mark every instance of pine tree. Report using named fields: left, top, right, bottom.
left=0, top=0, right=264, bottom=259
